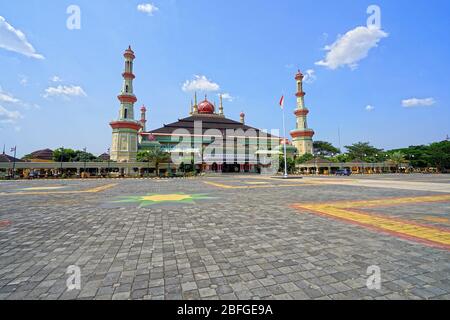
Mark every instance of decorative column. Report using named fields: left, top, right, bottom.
left=290, top=70, right=314, bottom=155
left=110, top=46, right=141, bottom=162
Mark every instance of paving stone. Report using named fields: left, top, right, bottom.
left=0, top=176, right=449, bottom=301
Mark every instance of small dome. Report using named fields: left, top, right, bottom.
left=280, top=138, right=292, bottom=145
left=140, top=105, right=147, bottom=112
left=198, top=99, right=215, bottom=114
left=240, top=112, right=245, bottom=117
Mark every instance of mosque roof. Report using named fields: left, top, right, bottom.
left=148, top=115, right=279, bottom=139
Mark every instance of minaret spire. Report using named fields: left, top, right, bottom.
left=193, top=92, right=198, bottom=113
left=290, top=70, right=314, bottom=155
left=219, top=94, right=224, bottom=116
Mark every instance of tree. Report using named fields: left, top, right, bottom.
left=138, top=148, right=170, bottom=176
left=313, top=141, right=340, bottom=157
left=331, top=153, right=350, bottom=163
left=386, top=145, right=429, bottom=168
left=345, top=142, right=383, bottom=162
left=53, top=148, right=77, bottom=162
left=389, top=151, right=406, bottom=173
left=73, top=150, right=97, bottom=162
left=296, top=153, right=314, bottom=164
left=279, top=155, right=296, bottom=174
left=426, top=140, right=450, bottom=172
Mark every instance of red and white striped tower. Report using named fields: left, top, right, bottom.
left=109, top=46, right=141, bottom=162
left=290, top=70, right=314, bottom=155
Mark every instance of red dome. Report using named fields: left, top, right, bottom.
left=198, top=99, right=215, bottom=114
left=240, top=112, right=245, bottom=117
left=140, top=105, right=147, bottom=112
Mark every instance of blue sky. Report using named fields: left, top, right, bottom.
left=0, top=0, right=449, bottom=157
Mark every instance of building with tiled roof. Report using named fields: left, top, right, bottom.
left=26, top=149, right=54, bottom=162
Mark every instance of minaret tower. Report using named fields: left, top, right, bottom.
left=140, top=105, right=147, bottom=132
left=109, top=46, right=141, bottom=162
left=290, top=70, right=314, bottom=155
left=193, top=92, right=198, bottom=114
left=219, top=94, right=224, bottom=116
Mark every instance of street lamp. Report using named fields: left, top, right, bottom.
left=60, top=146, right=64, bottom=177
left=107, top=148, right=111, bottom=176
left=11, top=146, right=17, bottom=179
left=83, top=147, right=87, bottom=177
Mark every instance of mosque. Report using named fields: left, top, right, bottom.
left=109, top=47, right=314, bottom=173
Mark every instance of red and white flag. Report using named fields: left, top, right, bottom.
left=279, top=95, right=284, bottom=109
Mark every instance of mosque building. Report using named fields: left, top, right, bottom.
left=109, top=47, right=314, bottom=173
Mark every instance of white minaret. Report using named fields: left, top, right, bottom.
left=290, top=70, right=314, bottom=155
left=109, top=46, right=141, bottom=162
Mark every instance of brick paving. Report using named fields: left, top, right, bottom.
left=0, top=174, right=449, bottom=300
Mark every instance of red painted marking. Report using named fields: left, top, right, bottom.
left=0, top=220, right=12, bottom=228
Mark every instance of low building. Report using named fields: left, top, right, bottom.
left=25, top=149, right=54, bottom=162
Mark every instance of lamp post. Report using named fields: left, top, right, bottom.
left=60, top=146, right=64, bottom=177
left=83, top=147, right=87, bottom=177
left=147, top=151, right=150, bottom=177
left=11, top=146, right=17, bottom=179
left=107, top=148, right=111, bottom=176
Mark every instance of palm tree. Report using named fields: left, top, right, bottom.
left=140, top=148, right=170, bottom=177
left=389, top=151, right=406, bottom=173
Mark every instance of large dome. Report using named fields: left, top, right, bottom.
left=198, top=99, right=215, bottom=114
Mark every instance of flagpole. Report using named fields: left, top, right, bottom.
left=282, top=103, right=288, bottom=178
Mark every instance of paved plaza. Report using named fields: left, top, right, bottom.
left=0, top=174, right=449, bottom=300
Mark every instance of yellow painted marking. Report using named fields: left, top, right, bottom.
left=18, top=186, right=66, bottom=191
left=421, top=216, right=450, bottom=223
left=0, top=183, right=117, bottom=196
left=293, top=194, right=450, bottom=248
left=318, top=194, right=450, bottom=209
left=141, top=194, right=192, bottom=202
left=203, top=181, right=313, bottom=189
left=245, top=181, right=269, bottom=185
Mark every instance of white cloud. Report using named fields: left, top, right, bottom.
left=137, top=3, right=159, bottom=16
left=0, top=16, right=44, bottom=59
left=315, top=26, right=388, bottom=70
left=182, top=75, right=220, bottom=92
left=303, top=69, right=317, bottom=83
left=0, top=87, right=20, bottom=104
left=219, top=93, right=234, bottom=102
left=51, top=75, right=62, bottom=82
left=43, top=85, right=87, bottom=99
left=0, top=86, right=39, bottom=109
left=19, top=75, right=28, bottom=86
left=365, top=105, right=375, bottom=112
left=0, top=105, right=22, bottom=123
left=402, top=98, right=436, bottom=108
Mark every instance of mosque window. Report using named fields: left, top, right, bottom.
left=125, top=85, right=129, bottom=93
left=124, top=109, right=128, bottom=118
